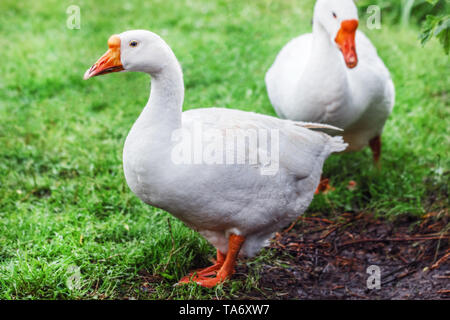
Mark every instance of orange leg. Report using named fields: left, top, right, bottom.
left=181, top=234, right=245, bottom=288
left=178, top=249, right=226, bottom=284
left=369, top=135, right=381, bottom=166
left=315, top=177, right=334, bottom=195
left=195, top=234, right=245, bottom=288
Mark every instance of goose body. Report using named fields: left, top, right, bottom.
left=124, top=106, right=346, bottom=257
left=266, top=0, right=395, bottom=154
left=84, top=30, right=347, bottom=287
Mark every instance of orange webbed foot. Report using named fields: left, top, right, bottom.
left=314, top=178, right=335, bottom=194
left=194, top=275, right=230, bottom=288
left=177, top=249, right=226, bottom=285
left=178, top=263, right=223, bottom=284
left=177, top=234, right=245, bottom=288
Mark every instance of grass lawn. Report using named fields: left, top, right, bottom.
left=0, top=0, right=448, bottom=299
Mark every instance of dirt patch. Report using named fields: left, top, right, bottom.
left=134, top=211, right=449, bottom=300
left=234, top=211, right=449, bottom=300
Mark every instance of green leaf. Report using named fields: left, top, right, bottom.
left=420, top=14, right=450, bottom=54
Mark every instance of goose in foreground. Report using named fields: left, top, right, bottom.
left=266, top=0, right=395, bottom=165
left=84, top=29, right=347, bottom=288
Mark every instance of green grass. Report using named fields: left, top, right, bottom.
left=0, top=0, right=448, bottom=299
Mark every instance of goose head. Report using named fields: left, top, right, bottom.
left=83, top=30, right=172, bottom=79
left=314, top=0, right=359, bottom=68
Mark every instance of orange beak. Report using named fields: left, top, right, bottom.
left=335, top=20, right=358, bottom=69
left=83, top=35, right=124, bottom=80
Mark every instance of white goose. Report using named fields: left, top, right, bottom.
left=84, top=30, right=347, bottom=287
left=266, top=0, right=395, bottom=164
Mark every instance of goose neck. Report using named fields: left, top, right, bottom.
left=135, top=58, right=184, bottom=134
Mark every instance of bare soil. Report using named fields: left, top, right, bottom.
left=234, top=211, right=449, bottom=300
left=135, top=211, right=449, bottom=300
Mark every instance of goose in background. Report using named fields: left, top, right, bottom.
left=266, top=0, right=395, bottom=172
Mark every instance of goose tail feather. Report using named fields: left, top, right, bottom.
left=328, top=136, right=348, bottom=154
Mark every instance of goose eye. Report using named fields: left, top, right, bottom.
left=129, top=40, right=138, bottom=47
left=332, top=12, right=337, bottom=18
